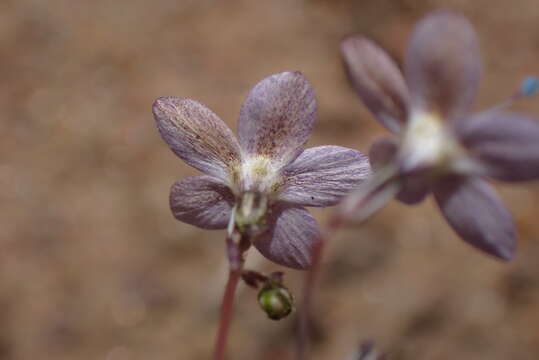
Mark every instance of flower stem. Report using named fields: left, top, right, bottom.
left=297, top=216, right=342, bottom=360
left=213, top=266, right=243, bottom=360
left=213, top=231, right=249, bottom=360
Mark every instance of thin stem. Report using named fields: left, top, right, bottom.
left=213, top=266, right=243, bottom=360
left=297, top=168, right=398, bottom=359
left=297, top=217, right=342, bottom=360
left=213, top=231, right=249, bottom=360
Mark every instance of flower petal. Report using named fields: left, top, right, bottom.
left=396, top=174, right=430, bottom=205
left=337, top=167, right=401, bottom=223
left=341, top=35, right=409, bottom=133
left=405, top=11, right=481, bottom=120
left=153, top=97, right=242, bottom=181
left=458, top=110, right=539, bottom=182
left=368, top=137, right=429, bottom=204
left=169, top=175, right=234, bottom=230
left=253, top=206, right=320, bottom=269
left=278, top=145, right=370, bottom=207
left=368, top=136, right=398, bottom=170
left=433, top=176, right=515, bottom=260
left=238, top=72, right=316, bottom=167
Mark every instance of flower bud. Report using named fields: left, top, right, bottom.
left=257, top=284, right=294, bottom=320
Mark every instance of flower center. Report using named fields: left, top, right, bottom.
left=399, top=111, right=465, bottom=174
left=240, top=156, right=281, bottom=195
left=231, top=156, right=281, bottom=237
left=234, top=191, right=269, bottom=237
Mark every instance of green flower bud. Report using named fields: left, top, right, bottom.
left=257, top=284, right=294, bottom=320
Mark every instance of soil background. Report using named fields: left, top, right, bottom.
left=2, top=1, right=539, bottom=359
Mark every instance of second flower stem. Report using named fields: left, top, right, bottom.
left=297, top=217, right=342, bottom=360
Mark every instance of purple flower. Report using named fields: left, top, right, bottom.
left=339, top=10, right=539, bottom=260
left=153, top=72, right=370, bottom=269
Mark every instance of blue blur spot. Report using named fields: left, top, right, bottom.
left=522, top=76, right=539, bottom=97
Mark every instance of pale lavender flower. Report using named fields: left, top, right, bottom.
left=153, top=72, right=370, bottom=269
left=339, top=10, right=539, bottom=260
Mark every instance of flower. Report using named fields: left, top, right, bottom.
left=152, top=72, right=370, bottom=269
left=339, top=10, right=539, bottom=260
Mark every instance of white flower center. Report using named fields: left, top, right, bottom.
left=399, top=111, right=465, bottom=173
left=232, top=156, right=281, bottom=237
left=240, top=155, right=281, bottom=194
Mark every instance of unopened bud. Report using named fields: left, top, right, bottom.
left=257, top=284, right=294, bottom=320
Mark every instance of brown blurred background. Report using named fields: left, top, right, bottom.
left=1, top=0, right=539, bottom=359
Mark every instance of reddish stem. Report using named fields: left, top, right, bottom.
left=297, top=217, right=342, bottom=360
left=213, top=231, right=248, bottom=360
left=213, top=266, right=243, bottom=360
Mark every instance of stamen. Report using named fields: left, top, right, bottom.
left=484, top=76, right=539, bottom=112
left=521, top=76, right=539, bottom=97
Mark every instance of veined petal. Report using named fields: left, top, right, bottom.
left=433, top=176, right=515, bottom=260
left=278, top=145, right=370, bottom=207
left=253, top=206, right=320, bottom=270
left=153, top=97, right=242, bottom=181
left=405, top=11, right=481, bottom=120
left=368, top=137, right=429, bottom=204
left=169, top=175, right=234, bottom=230
left=238, top=72, right=316, bottom=168
left=458, top=110, right=539, bottom=182
left=341, top=35, right=409, bottom=133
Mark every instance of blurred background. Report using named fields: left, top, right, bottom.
left=1, top=0, right=539, bottom=359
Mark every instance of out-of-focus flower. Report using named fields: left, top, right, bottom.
left=339, top=10, right=539, bottom=260
left=153, top=72, right=370, bottom=269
